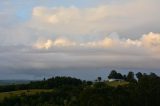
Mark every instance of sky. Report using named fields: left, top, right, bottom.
left=0, top=0, right=160, bottom=80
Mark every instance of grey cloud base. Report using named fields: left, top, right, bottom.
left=0, top=44, right=159, bottom=80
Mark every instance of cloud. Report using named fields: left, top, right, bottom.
left=34, top=38, right=76, bottom=49
left=0, top=32, right=160, bottom=79
left=34, top=39, right=53, bottom=49
left=27, top=0, right=160, bottom=37
left=33, top=32, right=160, bottom=54
left=141, top=32, right=160, bottom=48
left=1, top=0, right=160, bottom=45
left=0, top=39, right=159, bottom=74
left=0, top=0, right=160, bottom=79
left=141, top=32, right=160, bottom=53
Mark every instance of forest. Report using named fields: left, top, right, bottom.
left=0, top=70, right=160, bottom=106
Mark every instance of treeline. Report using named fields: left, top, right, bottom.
left=0, top=76, right=83, bottom=92
left=0, top=71, right=160, bottom=106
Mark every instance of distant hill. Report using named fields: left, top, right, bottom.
left=0, top=80, right=31, bottom=85
left=0, top=71, right=160, bottom=106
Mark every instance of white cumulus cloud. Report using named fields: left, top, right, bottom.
left=33, top=32, right=160, bottom=55
left=28, top=0, right=160, bottom=37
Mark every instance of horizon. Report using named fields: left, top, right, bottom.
left=0, top=0, right=160, bottom=80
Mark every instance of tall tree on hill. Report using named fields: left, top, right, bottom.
left=136, top=72, right=143, bottom=80
left=126, top=72, right=136, bottom=83
left=108, top=70, right=117, bottom=79
left=108, top=70, right=123, bottom=79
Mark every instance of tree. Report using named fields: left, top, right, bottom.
left=150, top=72, right=158, bottom=78
left=136, top=72, right=143, bottom=80
left=108, top=70, right=123, bottom=79
left=97, top=77, right=102, bottom=82
left=126, top=72, right=136, bottom=83
left=123, top=75, right=127, bottom=80
left=108, top=70, right=118, bottom=79
left=117, top=73, right=123, bottom=79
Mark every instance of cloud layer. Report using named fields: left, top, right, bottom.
left=33, top=32, right=160, bottom=54
left=28, top=0, right=160, bottom=38
left=0, top=32, right=159, bottom=72
left=1, top=0, right=160, bottom=45
left=0, top=0, right=160, bottom=79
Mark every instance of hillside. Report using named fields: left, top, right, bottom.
left=0, top=71, right=159, bottom=106
left=0, top=89, right=53, bottom=101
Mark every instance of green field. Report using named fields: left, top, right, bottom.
left=0, top=89, right=53, bottom=101
left=106, top=81, right=129, bottom=87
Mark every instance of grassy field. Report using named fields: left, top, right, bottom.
left=0, top=81, right=129, bottom=101
left=0, top=89, right=53, bottom=101
left=106, top=81, right=129, bottom=87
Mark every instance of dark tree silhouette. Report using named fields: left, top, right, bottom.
left=108, top=70, right=124, bottom=79
left=136, top=72, right=143, bottom=80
